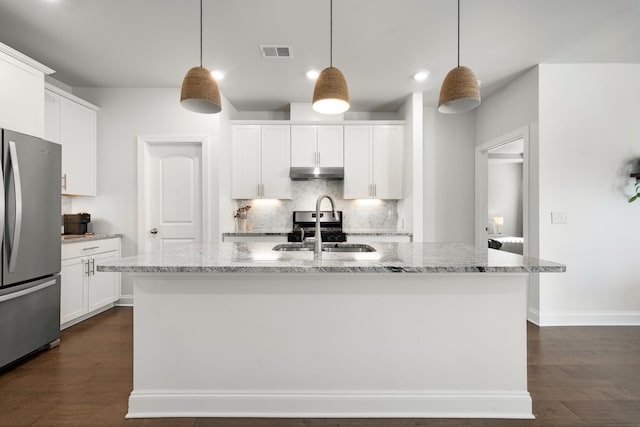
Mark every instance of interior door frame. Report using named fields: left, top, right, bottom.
left=137, top=135, right=209, bottom=254
left=475, top=126, right=530, bottom=256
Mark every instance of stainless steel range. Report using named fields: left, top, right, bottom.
left=287, top=211, right=346, bottom=243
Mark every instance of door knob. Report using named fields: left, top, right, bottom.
left=150, top=228, right=158, bottom=235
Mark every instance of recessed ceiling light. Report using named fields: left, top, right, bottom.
left=211, top=71, right=224, bottom=81
left=413, top=71, right=430, bottom=81
left=306, top=70, right=319, bottom=80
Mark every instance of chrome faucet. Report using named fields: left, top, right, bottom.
left=314, top=194, right=337, bottom=259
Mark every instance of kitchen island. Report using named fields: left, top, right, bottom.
left=98, top=242, right=564, bottom=420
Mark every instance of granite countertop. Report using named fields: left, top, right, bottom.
left=342, top=229, right=413, bottom=236
left=61, top=233, right=123, bottom=244
left=223, top=229, right=412, bottom=237
left=97, top=242, right=565, bottom=274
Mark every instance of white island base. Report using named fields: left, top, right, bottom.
left=127, top=272, right=533, bottom=419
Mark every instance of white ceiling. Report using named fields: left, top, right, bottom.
left=1, top=0, right=639, bottom=112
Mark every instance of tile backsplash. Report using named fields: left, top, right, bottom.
left=235, top=180, right=398, bottom=230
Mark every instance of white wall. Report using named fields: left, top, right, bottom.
left=538, top=64, right=640, bottom=325
left=475, top=66, right=541, bottom=320
left=398, top=92, right=423, bottom=240
left=71, top=87, right=233, bottom=299
left=423, top=108, right=476, bottom=243
left=488, top=161, right=523, bottom=236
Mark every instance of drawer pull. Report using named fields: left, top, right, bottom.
left=82, top=246, right=100, bottom=251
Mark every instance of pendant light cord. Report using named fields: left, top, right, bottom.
left=330, top=0, right=333, bottom=67
left=199, top=0, right=203, bottom=67
left=457, top=0, right=460, bottom=67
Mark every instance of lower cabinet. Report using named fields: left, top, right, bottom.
left=60, top=237, right=121, bottom=329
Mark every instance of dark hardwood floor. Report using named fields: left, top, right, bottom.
left=1, top=307, right=639, bottom=427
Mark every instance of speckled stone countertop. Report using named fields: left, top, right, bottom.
left=222, top=229, right=289, bottom=237
left=97, top=242, right=565, bottom=274
left=61, top=233, right=122, bottom=244
left=343, top=229, right=413, bottom=236
left=222, top=229, right=412, bottom=237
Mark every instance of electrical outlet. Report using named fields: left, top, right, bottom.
left=551, top=211, right=568, bottom=224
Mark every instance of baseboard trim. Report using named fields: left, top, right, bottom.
left=538, top=311, right=640, bottom=326
left=60, top=304, right=115, bottom=330
left=527, top=307, right=540, bottom=325
left=116, top=294, right=133, bottom=306
left=126, top=391, right=534, bottom=419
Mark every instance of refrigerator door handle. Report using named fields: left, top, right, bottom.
left=0, top=151, right=4, bottom=247
left=8, top=141, right=23, bottom=273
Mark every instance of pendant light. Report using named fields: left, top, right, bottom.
left=438, top=0, right=481, bottom=114
left=180, top=0, right=221, bottom=114
left=312, top=0, right=350, bottom=115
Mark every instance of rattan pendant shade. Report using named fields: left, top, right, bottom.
left=312, top=0, right=350, bottom=115
left=438, top=66, right=480, bottom=113
left=181, top=66, right=221, bottom=114
left=313, top=66, right=349, bottom=114
left=438, top=0, right=481, bottom=114
left=180, top=0, right=222, bottom=114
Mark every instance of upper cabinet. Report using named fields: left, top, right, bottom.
left=344, top=125, right=404, bottom=199
left=232, top=125, right=291, bottom=199
left=291, top=125, right=343, bottom=167
left=0, top=42, right=54, bottom=138
left=45, top=84, right=99, bottom=196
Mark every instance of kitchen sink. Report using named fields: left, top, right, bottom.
left=272, top=243, right=376, bottom=253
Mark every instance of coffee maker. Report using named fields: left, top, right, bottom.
left=63, top=213, right=91, bottom=235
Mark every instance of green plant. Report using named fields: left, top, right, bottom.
left=630, top=160, right=640, bottom=203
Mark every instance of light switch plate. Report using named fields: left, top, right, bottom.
left=551, top=211, right=568, bottom=224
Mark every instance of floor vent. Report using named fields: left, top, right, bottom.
left=259, top=45, right=293, bottom=59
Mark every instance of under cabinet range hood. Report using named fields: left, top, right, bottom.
left=289, top=167, right=344, bottom=180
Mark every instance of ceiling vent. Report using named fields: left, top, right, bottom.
left=259, top=45, right=293, bottom=59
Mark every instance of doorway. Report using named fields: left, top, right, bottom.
left=137, top=135, right=208, bottom=253
left=475, top=126, right=529, bottom=256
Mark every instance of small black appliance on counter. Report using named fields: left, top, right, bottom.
left=63, top=213, right=91, bottom=235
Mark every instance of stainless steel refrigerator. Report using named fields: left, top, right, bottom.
left=0, top=129, right=61, bottom=370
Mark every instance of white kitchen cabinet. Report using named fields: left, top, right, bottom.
left=60, top=237, right=121, bottom=329
left=232, top=125, right=291, bottom=199
left=344, top=125, right=403, bottom=199
left=0, top=42, right=53, bottom=138
left=291, top=125, right=343, bottom=167
left=45, top=84, right=98, bottom=196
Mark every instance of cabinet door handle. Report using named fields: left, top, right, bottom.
left=374, top=183, right=377, bottom=197
left=62, top=174, right=67, bottom=191
left=91, top=258, right=95, bottom=276
left=314, top=152, right=317, bottom=166
left=317, top=151, right=320, bottom=166
left=260, top=184, right=264, bottom=197
left=84, top=259, right=90, bottom=277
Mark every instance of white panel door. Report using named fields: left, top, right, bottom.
left=148, top=143, right=202, bottom=251
left=290, top=125, right=316, bottom=167
left=344, top=126, right=372, bottom=199
left=373, top=125, right=403, bottom=199
left=261, top=125, right=291, bottom=199
left=317, top=125, right=343, bottom=167
left=232, top=125, right=261, bottom=199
